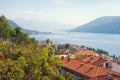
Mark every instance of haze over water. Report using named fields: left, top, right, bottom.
left=31, top=32, right=120, bottom=57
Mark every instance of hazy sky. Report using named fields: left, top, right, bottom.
left=0, top=0, right=120, bottom=31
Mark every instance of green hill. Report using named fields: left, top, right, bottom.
left=9, top=20, right=41, bottom=34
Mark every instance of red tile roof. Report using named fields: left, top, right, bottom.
left=60, top=57, right=120, bottom=78
left=60, top=49, right=67, bottom=53
left=77, top=55, right=108, bottom=67
left=81, top=56, right=99, bottom=64
left=70, top=50, right=79, bottom=54
left=92, top=58, right=108, bottom=67
left=77, top=50, right=99, bottom=56
left=70, top=49, right=99, bottom=57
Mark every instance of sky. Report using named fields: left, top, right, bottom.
left=0, top=0, right=120, bottom=31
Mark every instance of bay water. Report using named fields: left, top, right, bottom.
left=31, top=32, right=120, bottom=56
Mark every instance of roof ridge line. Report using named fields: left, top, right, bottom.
left=95, top=67, right=100, bottom=78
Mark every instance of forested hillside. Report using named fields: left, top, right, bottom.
left=0, top=15, right=73, bottom=80
left=9, top=20, right=41, bottom=34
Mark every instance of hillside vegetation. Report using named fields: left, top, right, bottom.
left=0, top=15, right=73, bottom=80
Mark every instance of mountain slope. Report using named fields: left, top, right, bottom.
left=13, top=19, right=74, bottom=32
left=9, top=20, right=41, bottom=34
left=70, top=16, right=120, bottom=34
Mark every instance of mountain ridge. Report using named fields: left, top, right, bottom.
left=70, top=16, right=120, bottom=34
left=9, top=20, right=51, bottom=34
left=13, top=19, right=74, bottom=32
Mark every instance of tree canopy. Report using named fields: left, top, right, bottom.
left=0, top=15, right=74, bottom=80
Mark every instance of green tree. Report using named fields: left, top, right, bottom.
left=46, top=38, right=50, bottom=45
left=0, top=15, right=70, bottom=80
left=64, top=72, right=74, bottom=80
left=0, top=15, right=12, bottom=39
left=65, top=43, right=70, bottom=49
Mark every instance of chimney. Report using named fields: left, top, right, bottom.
left=86, top=66, right=93, bottom=73
left=80, top=64, right=84, bottom=67
left=67, top=55, right=71, bottom=62
left=89, top=66, right=93, bottom=71
left=90, top=56, right=94, bottom=60
left=67, top=57, right=70, bottom=62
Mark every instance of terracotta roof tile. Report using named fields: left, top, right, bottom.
left=60, top=57, right=120, bottom=78
left=77, top=55, right=107, bottom=66
left=92, top=58, right=108, bottom=66
left=60, top=49, right=67, bottom=53
left=77, top=50, right=99, bottom=56
left=70, top=50, right=79, bottom=54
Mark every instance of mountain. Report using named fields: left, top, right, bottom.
left=70, top=16, right=120, bottom=34
left=13, top=19, right=74, bottom=32
left=9, top=20, right=47, bottom=34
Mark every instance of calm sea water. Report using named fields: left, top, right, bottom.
left=30, top=32, right=120, bottom=56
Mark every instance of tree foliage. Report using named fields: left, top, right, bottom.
left=0, top=15, right=12, bottom=39
left=0, top=15, right=73, bottom=80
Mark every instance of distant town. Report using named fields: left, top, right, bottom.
left=40, top=39, right=120, bottom=80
